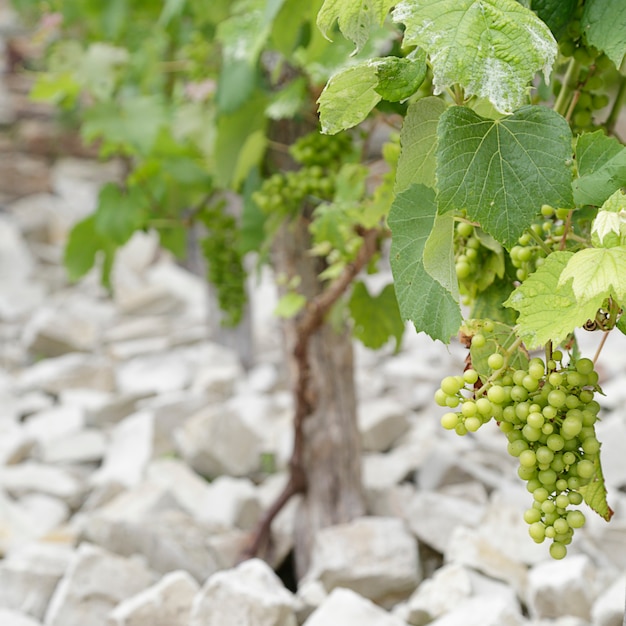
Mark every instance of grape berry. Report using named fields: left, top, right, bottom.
left=436, top=351, right=601, bottom=559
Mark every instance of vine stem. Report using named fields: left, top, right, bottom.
left=593, top=331, right=610, bottom=365
left=526, top=227, right=552, bottom=255
left=475, top=336, right=524, bottom=397
left=553, top=58, right=581, bottom=117
left=605, top=73, right=626, bottom=135
left=239, top=226, right=379, bottom=562
left=559, top=210, right=574, bottom=251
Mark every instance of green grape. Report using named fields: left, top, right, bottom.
left=463, top=369, right=479, bottom=384
left=488, top=353, right=505, bottom=370
left=440, top=376, right=462, bottom=396
left=549, top=542, right=567, bottom=559
left=471, top=334, right=486, bottom=348
left=441, top=412, right=460, bottom=430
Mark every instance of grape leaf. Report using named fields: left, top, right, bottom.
left=318, top=55, right=425, bottom=134
left=591, top=189, right=626, bottom=247
left=82, top=96, right=166, bottom=156
left=274, top=292, right=307, bottom=318
left=470, top=276, right=517, bottom=326
left=582, top=0, right=626, bottom=69
left=530, top=0, right=578, bottom=38
left=318, top=61, right=381, bottom=134
left=64, top=215, right=116, bottom=286
left=392, top=0, right=557, bottom=114
left=349, top=281, right=405, bottom=351
left=573, top=131, right=626, bottom=207
left=94, top=183, right=148, bottom=246
left=374, top=53, right=427, bottom=102
left=437, top=105, right=573, bottom=248
left=396, top=96, right=447, bottom=192
left=504, top=251, right=600, bottom=349
left=388, top=184, right=462, bottom=342
left=423, top=213, right=458, bottom=299
left=317, top=0, right=395, bottom=53
left=579, top=452, right=613, bottom=522
left=558, top=247, right=626, bottom=302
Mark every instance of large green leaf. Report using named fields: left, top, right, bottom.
left=349, top=282, right=405, bottom=351
left=436, top=105, right=573, bottom=248
left=94, top=183, right=148, bottom=246
left=582, top=0, right=626, bottom=69
left=504, top=251, right=600, bottom=348
left=392, top=0, right=557, bottom=113
left=558, top=246, right=626, bottom=302
left=317, top=0, right=395, bottom=53
left=530, top=0, right=578, bottom=37
left=396, top=96, right=447, bottom=192
left=389, top=184, right=462, bottom=342
left=573, top=131, right=626, bottom=207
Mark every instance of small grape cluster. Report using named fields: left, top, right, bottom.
left=253, top=132, right=353, bottom=217
left=556, top=12, right=613, bottom=132
left=436, top=349, right=601, bottom=559
left=509, top=206, right=569, bottom=281
left=454, top=221, right=503, bottom=304
left=289, top=131, right=353, bottom=167
left=253, top=167, right=334, bottom=217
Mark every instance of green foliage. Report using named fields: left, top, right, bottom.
left=436, top=106, right=574, bottom=248
left=582, top=0, right=626, bottom=68
left=348, top=282, right=404, bottom=351
left=393, top=0, right=557, bottom=113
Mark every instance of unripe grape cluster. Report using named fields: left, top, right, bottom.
left=454, top=221, right=503, bottom=304
left=436, top=349, right=601, bottom=559
left=253, top=132, right=353, bottom=217
left=509, top=206, right=569, bottom=281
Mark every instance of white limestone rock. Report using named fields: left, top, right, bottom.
left=405, top=563, right=472, bottom=626
left=445, top=526, right=528, bottom=598
left=80, top=487, right=220, bottom=582
left=407, top=490, right=485, bottom=554
left=21, top=296, right=115, bottom=357
left=304, top=516, right=421, bottom=606
left=174, top=404, right=263, bottom=478
left=115, top=352, right=192, bottom=396
left=190, top=558, right=297, bottom=626
left=0, top=462, right=85, bottom=506
left=0, top=608, right=43, bottom=626
left=17, top=353, right=115, bottom=394
left=39, top=428, right=107, bottom=464
left=591, top=573, right=626, bottom=626
left=304, top=587, right=407, bottom=626
left=136, top=391, right=209, bottom=457
left=91, top=411, right=155, bottom=488
left=0, top=489, right=43, bottom=555
left=426, top=594, right=526, bottom=626
left=526, top=554, right=597, bottom=620
left=18, top=494, right=70, bottom=537
left=200, top=476, right=261, bottom=530
left=43, top=543, right=155, bottom=626
left=107, top=570, right=199, bottom=626
left=0, top=543, right=73, bottom=620
left=358, top=397, right=410, bottom=452
left=23, top=405, right=85, bottom=445
left=0, top=423, right=34, bottom=466
left=146, top=458, right=214, bottom=521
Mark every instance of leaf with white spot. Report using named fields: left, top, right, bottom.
left=392, top=0, right=557, bottom=113
left=317, top=0, right=395, bottom=53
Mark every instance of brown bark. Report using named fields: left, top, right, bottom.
left=239, top=116, right=372, bottom=577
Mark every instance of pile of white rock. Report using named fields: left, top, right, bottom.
left=0, top=154, right=625, bottom=626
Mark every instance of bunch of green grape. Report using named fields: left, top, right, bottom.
left=509, top=205, right=569, bottom=281
left=436, top=349, right=601, bottom=559
left=454, top=221, right=504, bottom=304
left=253, top=132, right=353, bottom=217
left=200, top=207, right=247, bottom=327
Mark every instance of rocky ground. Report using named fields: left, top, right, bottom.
left=1, top=4, right=626, bottom=626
